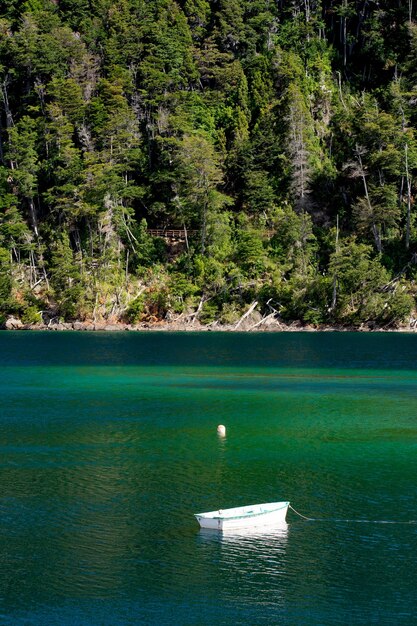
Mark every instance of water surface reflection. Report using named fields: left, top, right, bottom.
left=2, top=333, right=417, bottom=624
left=196, top=525, right=289, bottom=608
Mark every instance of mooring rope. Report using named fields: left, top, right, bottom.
left=289, top=504, right=417, bottom=525
left=289, top=504, right=316, bottom=521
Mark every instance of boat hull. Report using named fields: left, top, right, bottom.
left=195, top=501, right=289, bottom=531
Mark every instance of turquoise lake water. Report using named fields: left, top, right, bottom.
left=1, top=331, right=417, bottom=625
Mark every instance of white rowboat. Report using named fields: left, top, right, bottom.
left=194, top=501, right=289, bottom=531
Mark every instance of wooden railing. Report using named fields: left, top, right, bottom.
left=146, top=229, right=199, bottom=240
left=147, top=229, right=277, bottom=240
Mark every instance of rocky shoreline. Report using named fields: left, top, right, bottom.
left=2, top=315, right=416, bottom=333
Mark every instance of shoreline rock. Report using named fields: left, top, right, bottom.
left=5, top=317, right=25, bottom=330
left=1, top=316, right=416, bottom=333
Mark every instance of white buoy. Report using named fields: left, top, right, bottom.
left=217, top=424, right=226, bottom=437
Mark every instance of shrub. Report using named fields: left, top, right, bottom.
left=199, top=301, right=219, bottom=324
left=21, top=306, right=41, bottom=325
left=125, top=295, right=146, bottom=323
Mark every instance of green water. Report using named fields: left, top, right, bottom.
left=1, top=332, right=417, bottom=625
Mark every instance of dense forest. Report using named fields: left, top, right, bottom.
left=1, top=0, right=417, bottom=328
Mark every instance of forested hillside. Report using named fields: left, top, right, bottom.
left=1, top=0, right=417, bottom=328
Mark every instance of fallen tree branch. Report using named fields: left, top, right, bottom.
left=266, top=298, right=281, bottom=314
left=247, top=311, right=278, bottom=331
left=185, top=296, right=207, bottom=324
left=31, top=275, right=46, bottom=290
left=380, top=254, right=417, bottom=293
left=234, top=301, right=258, bottom=330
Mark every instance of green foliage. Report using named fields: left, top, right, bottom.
left=269, top=206, right=317, bottom=276
left=328, top=238, right=413, bottom=326
left=48, top=232, right=83, bottom=319
left=219, top=301, right=243, bottom=325
left=199, top=300, right=219, bottom=324
left=21, top=305, right=41, bottom=325
left=265, top=271, right=329, bottom=326
left=184, top=0, right=210, bottom=41
left=168, top=273, right=198, bottom=313
left=143, top=288, right=169, bottom=320
left=125, top=294, right=146, bottom=323
left=129, top=219, right=167, bottom=271
left=236, top=228, right=266, bottom=276
left=0, top=246, right=12, bottom=305
left=1, top=0, right=417, bottom=327
left=205, top=210, right=234, bottom=261
left=7, top=117, right=39, bottom=202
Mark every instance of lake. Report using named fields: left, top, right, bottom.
left=1, top=331, right=417, bottom=625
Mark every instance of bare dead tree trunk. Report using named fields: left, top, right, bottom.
left=288, top=99, right=310, bottom=206
left=303, top=0, right=311, bottom=40
left=248, top=311, right=278, bottom=331
left=342, top=0, right=347, bottom=67
left=189, top=295, right=206, bottom=325
left=29, top=198, right=39, bottom=238
left=1, top=78, right=14, bottom=129
left=356, top=147, right=382, bottom=253
left=331, top=215, right=339, bottom=312
left=234, top=301, right=258, bottom=330
left=2, top=79, right=15, bottom=168
left=201, top=196, right=208, bottom=255
left=27, top=197, right=49, bottom=288
left=371, top=222, right=382, bottom=254
left=405, top=142, right=412, bottom=250
left=336, top=71, right=347, bottom=111
left=173, top=192, right=189, bottom=253
left=0, top=116, right=4, bottom=164
left=183, top=223, right=189, bottom=252
left=29, top=249, right=36, bottom=288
